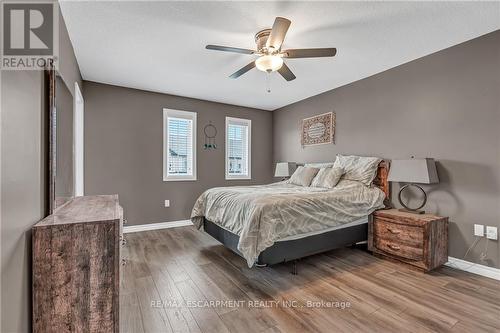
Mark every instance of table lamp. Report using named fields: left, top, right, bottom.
left=388, top=158, right=439, bottom=214
left=274, top=162, right=297, bottom=181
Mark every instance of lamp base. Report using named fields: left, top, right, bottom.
left=398, top=208, right=425, bottom=215
left=398, top=183, right=427, bottom=214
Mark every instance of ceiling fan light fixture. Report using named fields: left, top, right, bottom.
left=255, top=55, right=283, bottom=72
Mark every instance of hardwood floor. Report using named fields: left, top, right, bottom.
left=120, top=226, right=500, bottom=333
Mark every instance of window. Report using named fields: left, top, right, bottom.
left=163, top=109, right=196, bottom=181
left=226, top=117, right=251, bottom=180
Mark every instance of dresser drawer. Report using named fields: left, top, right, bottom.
left=373, top=217, right=424, bottom=247
left=375, top=238, right=423, bottom=260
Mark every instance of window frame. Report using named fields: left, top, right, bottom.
left=225, top=116, right=251, bottom=180
left=163, top=108, right=197, bottom=181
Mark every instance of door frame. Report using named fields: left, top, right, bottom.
left=73, top=82, right=84, bottom=196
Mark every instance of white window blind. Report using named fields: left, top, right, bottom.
left=226, top=117, right=251, bottom=180
left=163, top=109, right=196, bottom=181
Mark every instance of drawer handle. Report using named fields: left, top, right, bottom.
left=121, top=258, right=127, bottom=266
left=387, top=228, right=401, bottom=234
left=122, top=238, right=127, bottom=246
left=387, top=244, right=401, bottom=251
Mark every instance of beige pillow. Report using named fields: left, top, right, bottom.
left=289, top=166, right=320, bottom=186
left=310, top=167, right=344, bottom=188
left=333, top=154, right=382, bottom=185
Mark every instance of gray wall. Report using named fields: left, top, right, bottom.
left=58, top=9, right=82, bottom=95
left=83, top=81, right=274, bottom=226
left=0, top=5, right=82, bottom=332
left=273, top=31, right=500, bottom=268
left=1, top=71, right=46, bottom=333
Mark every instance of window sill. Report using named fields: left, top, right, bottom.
left=225, top=176, right=252, bottom=180
left=163, top=177, right=197, bottom=182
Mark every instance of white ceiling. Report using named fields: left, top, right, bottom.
left=60, top=1, right=500, bottom=111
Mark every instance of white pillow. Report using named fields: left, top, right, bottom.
left=310, top=167, right=344, bottom=188
left=289, top=166, right=320, bottom=187
left=333, top=154, right=382, bottom=185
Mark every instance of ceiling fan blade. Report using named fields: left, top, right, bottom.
left=229, top=61, right=256, bottom=79
left=282, top=48, right=337, bottom=58
left=278, top=62, right=296, bottom=81
left=206, top=45, right=255, bottom=55
left=266, top=17, right=291, bottom=50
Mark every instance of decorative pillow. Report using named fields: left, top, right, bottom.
left=333, top=154, right=382, bottom=185
left=289, top=166, right=320, bottom=187
left=310, top=167, right=344, bottom=188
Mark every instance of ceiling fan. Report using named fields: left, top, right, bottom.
left=206, top=17, right=337, bottom=82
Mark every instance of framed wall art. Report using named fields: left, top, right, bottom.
left=301, top=112, right=335, bottom=147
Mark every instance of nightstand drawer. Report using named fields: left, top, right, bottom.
left=375, top=238, right=423, bottom=260
left=373, top=218, right=423, bottom=247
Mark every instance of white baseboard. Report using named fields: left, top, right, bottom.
left=123, top=220, right=193, bottom=233
left=445, top=257, right=500, bottom=281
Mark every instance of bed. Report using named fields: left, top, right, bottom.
left=191, top=160, right=390, bottom=268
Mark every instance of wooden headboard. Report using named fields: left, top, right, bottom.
left=373, top=160, right=390, bottom=200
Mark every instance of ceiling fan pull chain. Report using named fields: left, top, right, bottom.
left=266, top=71, right=271, bottom=93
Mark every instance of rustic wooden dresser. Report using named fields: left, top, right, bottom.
left=32, top=195, right=123, bottom=332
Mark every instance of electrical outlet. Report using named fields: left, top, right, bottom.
left=164, top=200, right=170, bottom=207
left=474, top=224, right=484, bottom=237
left=486, top=226, right=498, bottom=240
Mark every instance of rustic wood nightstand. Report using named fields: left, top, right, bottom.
left=368, top=209, right=448, bottom=272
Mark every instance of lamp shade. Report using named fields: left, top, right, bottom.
left=388, top=158, right=439, bottom=184
left=274, top=162, right=297, bottom=177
